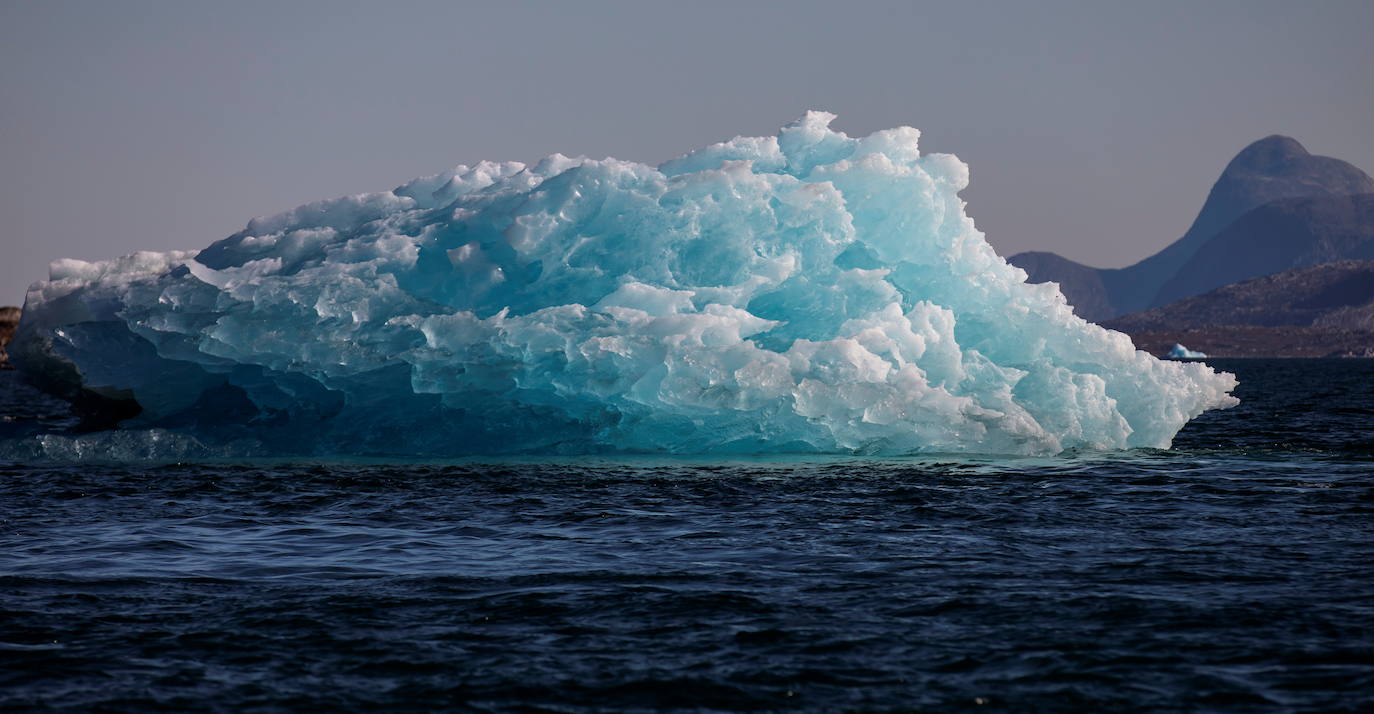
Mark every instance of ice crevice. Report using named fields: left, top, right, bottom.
left=11, top=111, right=1237, bottom=457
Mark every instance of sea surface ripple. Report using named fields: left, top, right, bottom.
left=2, top=360, right=1372, bottom=712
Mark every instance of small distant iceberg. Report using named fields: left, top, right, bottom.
left=10, top=112, right=1238, bottom=457
left=1166, top=344, right=1208, bottom=359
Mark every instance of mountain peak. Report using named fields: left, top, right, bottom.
left=1014, top=133, right=1374, bottom=320
left=1225, top=135, right=1309, bottom=175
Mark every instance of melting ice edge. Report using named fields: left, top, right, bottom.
left=9, top=112, right=1237, bottom=459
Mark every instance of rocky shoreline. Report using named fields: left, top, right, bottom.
left=1114, top=325, right=1374, bottom=359
left=0, top=306, right=19, bottom=370
left=1103, top=261, right=1374, bottom=358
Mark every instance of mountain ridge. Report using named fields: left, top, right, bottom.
left=1153, top=193, right=1374, bottom=306
left=1104, top=260, right=1374, bottom=358
left=1107, top=259, right=1374, bottom=331
left=1010, top=135, right=1374, bottom=320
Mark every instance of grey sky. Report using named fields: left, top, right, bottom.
left=2, top=0, right=1372, bottom=306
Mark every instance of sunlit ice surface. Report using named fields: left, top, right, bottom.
left=10, top=112, right=1235, bottom=458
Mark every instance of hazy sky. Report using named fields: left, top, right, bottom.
left=2, top=0, right=1372, bottom=306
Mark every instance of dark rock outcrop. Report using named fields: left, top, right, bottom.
left=1009, top=136, right=1374, bottom=319
left=1108, top=260, right=1374, bottom=331
left=1105, top=260, right=1374, bottom=357
left=0, top=306, right=19, bottom=369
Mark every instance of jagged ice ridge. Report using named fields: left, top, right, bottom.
left=12, top=112, right=1237, bottom=457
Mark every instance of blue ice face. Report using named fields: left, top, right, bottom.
left=12, top=112, right=1236, bottom=457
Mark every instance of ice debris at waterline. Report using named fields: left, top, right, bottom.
left=1166, top=344, right=1209, bottom=360
left=11, top=112, right=1236, bottom=457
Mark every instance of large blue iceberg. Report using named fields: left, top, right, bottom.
left=12, top=112, right=1236, bottom=457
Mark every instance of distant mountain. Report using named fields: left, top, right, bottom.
left=1104, top=260, right=1374, bottom=357
left=1010, top=136, right=1374, bottom=320
left=1153, top=193, right=1374, bottom=306
left=1108, top=260, right=1374, bottom=330
left=1003, top=251, right=1113, bottom=321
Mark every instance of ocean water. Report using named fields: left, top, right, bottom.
left=1, top=359, right=1371, bottom=713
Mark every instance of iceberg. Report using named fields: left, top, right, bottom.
left=1166, top=344, right=1208, bottom=359
left=11, top=112, right=1237, bottom=457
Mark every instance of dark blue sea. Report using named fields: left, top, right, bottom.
left=2, top=359, right=1372, bottom=712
